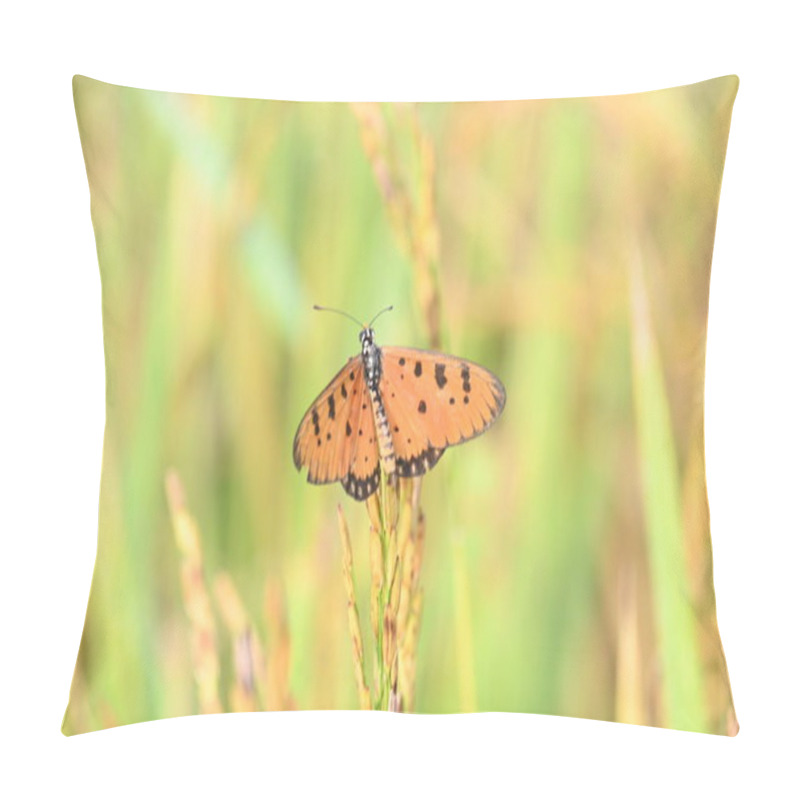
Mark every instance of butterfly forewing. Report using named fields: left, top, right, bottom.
left=293, top=358, right=367, bottom=484
left=379, top=347, right=506, bottom=476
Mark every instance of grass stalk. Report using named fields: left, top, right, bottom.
left=164, top=469, right=222, bottom=715
left=337, top=505, right=371, bottom=710
left=338, top=474, right=426, bottom=711
left=629, top=248, right=708, bottom=732
left=263, top=579, right=295, bottom=711
left=214, top=573, right=267, bottom=712
left=351, top=103, right=442, bottom=348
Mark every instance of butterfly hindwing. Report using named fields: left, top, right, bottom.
left=380, top=346, right=505, bottom=477
left=293, top=357, right=380, bottom=499
left=342, top=386, right=382, bottom=500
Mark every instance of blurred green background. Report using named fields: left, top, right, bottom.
left=64, top=75, right=738, bottom=735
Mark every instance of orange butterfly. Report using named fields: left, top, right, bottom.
left=293, top=307, right=506, bottom=501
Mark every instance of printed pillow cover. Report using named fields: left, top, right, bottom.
left=64, top=74, right=738, bottom=735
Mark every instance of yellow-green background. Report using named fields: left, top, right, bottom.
left=64, top=75, right=738, bottom=735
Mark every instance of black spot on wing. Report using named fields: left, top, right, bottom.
left=435, top=363, right=447, bottom=389
left=341, top=384, right=348, bottom=399
left=312, top=409, right=320, bottom=436
left=418, top=400, right=427, bottom=414
left=414, top=361, right=423, bottom=377
left=461, top=365, right=471, bottom=394
left=328, top=394, right=336, bottom=420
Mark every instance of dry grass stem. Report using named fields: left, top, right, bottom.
left=337, top=475, right=427, bottom=711
left=351, top=103, right=442, bottom=348
left=166, top=469, right=294, bottom=715
left=614, top=565, right=646, bottom=726
left=397, top=483, right=425, bottom=709
left=337, top=505, right=371, bottom=710
left=214, top=573, right=267, bottom=712
left=264, top=579, right=295, bottom=711
left=165, top=469, right=222, bottom=715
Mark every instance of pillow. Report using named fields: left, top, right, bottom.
left=64, top=74, right=738, bottom=735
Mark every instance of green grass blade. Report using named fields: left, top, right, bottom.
left=629, top=251, right=708, bottom=732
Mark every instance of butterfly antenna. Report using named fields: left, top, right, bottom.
left=368, top=305, right=394, bottom=328
left=313, top=305, right=365, bottom=329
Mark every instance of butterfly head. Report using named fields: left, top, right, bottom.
left=359, top=326, right=375, bottom=351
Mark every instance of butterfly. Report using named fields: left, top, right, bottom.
left=293, top=306, right=506, bottom=501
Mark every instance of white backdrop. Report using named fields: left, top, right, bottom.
left=2, top=1, right=798, bottom=796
